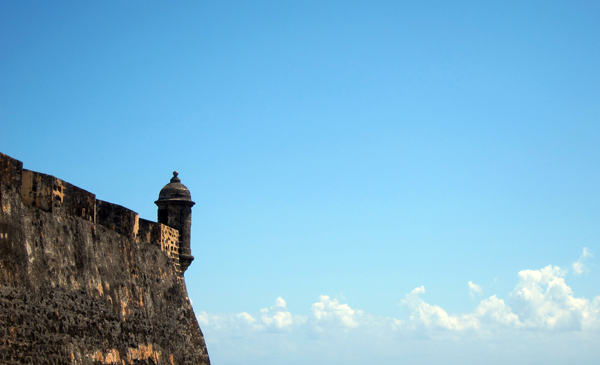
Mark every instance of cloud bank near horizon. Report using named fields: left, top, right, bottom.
left=197, top=248, right=600, bottom=364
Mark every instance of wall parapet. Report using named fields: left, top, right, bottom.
left=22, top=169, right=96, bottom=223
left=6, top=153, right=183, bottom=274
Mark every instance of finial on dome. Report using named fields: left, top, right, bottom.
left=170, top=171, right=181, bottom=183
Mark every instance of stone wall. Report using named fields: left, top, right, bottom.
left=0, top=152, right=210, bottom=364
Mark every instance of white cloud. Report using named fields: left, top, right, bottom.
left=258, top=297, right=307, bottom=332
left=401, top=286, right=478, bottom=331
left=509, top=265, right=600, bottom=331
left=237, top=312, right=256, bottom=324
left=573, top=247, right=594, bottom=275
left=311, top=295, right=363, bottom=329
left=397, top=265, right=600, bottom=333
left=474, top=295, right=522, bottom=329
left=468, top=281, right=482, bottom=298
left=197, top=260, right=600, bottom=364
left=198, top=265, right=600, bottom=338
left=196, top=297, right=307, bottom=337
left=400, top=287, right=520, bottom=332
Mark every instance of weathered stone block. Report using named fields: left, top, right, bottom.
left=21, top=169, right=96, bottom=222
left=137, top=218, right=181, bottom=273
left=138, top=218, right=162, bottom=246
left=0, top=152, right=22, bottom=195
left=59, top=179, right=96, bottom=223
left=96, top=200, right=139, bottom=238
left=21, top=169, right=54, bottom=212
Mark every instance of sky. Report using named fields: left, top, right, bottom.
left=1, top=1, right=600, bottom=364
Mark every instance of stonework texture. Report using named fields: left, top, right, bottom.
left=0, top=152, right=210, bottom=365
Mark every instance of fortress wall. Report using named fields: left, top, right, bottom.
left=22, top=169, right=96, bottom=223
left=95, top=200, right=139, bottom=239
left=0, top=153, right=210, bottom=365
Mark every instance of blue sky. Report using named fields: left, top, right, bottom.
left=1, top=1, right=599, bottom=364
